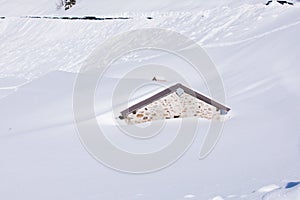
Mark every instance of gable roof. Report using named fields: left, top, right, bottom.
left=120, top=83, right=230, bottom=118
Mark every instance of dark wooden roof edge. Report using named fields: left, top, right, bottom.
left=120, top=84, right=178, bottom=117
left=120, top=83, right=230, bottom=117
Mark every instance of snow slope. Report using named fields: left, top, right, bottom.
left=0, top=1, right=300, bottom=200
left=1, top=0, right=266, bottom=16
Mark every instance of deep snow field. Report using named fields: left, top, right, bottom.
left=0, top=0, right=300, bottom=200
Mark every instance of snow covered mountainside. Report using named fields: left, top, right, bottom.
left=0, top=0, right=266, bottom=16
left=0, top=0, right=300, bottom=200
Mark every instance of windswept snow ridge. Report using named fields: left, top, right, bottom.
left=1, top=4, right=300, bottom=83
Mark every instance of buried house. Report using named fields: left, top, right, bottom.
left=119, top=83, right=230, bottom=124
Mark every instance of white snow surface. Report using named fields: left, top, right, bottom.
left=0, top=0, right=267, bottom=16
left=0, top=0, right=300, bottom=200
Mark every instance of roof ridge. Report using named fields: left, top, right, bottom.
left=120, top=83, right=230, bottom=118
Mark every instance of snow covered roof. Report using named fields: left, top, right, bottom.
left=120, top=83, right=230, bottom=119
